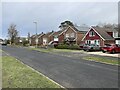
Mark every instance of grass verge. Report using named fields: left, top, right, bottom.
left=29, top=47, right=82, bottom=53
left=2, top=56, right=62, bottom=88
left=83, top=56, right=118, bottom=65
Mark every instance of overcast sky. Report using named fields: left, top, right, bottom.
left=2, top=2, right=118, bottom=39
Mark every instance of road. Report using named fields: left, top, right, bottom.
left=2, top=46, right=119, bottom=88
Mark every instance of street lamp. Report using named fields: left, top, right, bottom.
left=33, top=21, right=38, bottom=48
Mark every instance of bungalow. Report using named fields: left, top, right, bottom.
left=42, top=31, right=54, bottom=45
left=82, top=26, right=115, bottom=46
left=64, top=25, right=89, bottom=45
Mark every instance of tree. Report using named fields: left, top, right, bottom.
left=8, top=24, right=18, bottom=44
left=59, top=21, right=74, bottom=29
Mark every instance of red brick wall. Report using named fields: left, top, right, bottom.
left=104, top=40, right=115, bottom=45
left=77, top=33, right=85, bottom=45
left=38, top=36, right=44, bottom=46
left=58, top=33, right=64, bottom=43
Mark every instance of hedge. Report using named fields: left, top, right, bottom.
left=55, top=44, right=80, bottom=50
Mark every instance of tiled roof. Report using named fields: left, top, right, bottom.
left=93, top=26, right=115, bottom=40
left=74, top=25, right=90, bottom=32
left=38, top=33, right=45, bottom=38
left=68, top=25, right=89, bottom=34
left=53, top=30, right=64, bottom=36
left=43, top=31, right=54, bottom=38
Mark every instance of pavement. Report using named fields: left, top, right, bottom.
left=2, top=46, right=119, bottom=88
left=85, top=51, right=119, bottom=58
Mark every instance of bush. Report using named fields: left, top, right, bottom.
left=56, top=44, right=79, bottom=50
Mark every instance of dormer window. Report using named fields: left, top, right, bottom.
left=89, top=31, right=95, bottom=37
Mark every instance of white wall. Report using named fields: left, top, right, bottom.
left=115, top=40, right=120, bottom=44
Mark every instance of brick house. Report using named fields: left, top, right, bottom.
left=82, top=26, right=115, bottom=46
left=52, top=29, right=65, bottom=44
left=64, top=25, right=89, bottom=45
left=113, top=27, right=120, bottom=44
left=30, top=35, right=37, bottom=46
left=42, top=31, right=54, bottom=45
left=37, top=32, right=45, bottom=46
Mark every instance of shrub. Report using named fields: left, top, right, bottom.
left=56, top=44, right=79, bottom=50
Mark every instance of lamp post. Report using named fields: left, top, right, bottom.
left=33, top=21, right=38, bottom=48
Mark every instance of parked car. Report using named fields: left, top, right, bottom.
left=101, top=44, right=120, bottom=53
left=83, top=44, right=101, bottom=51
left=48, top=41, right=58, bottom=48
left=79, top=44, right=85, bottom=49
left=1, top=41, right=7, bottom=46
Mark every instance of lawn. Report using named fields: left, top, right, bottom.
left=83, top=56, right=119, bottom=65
left=29, top=46, right=82, bottom=53
left=2, top=56, right=62, bottom=88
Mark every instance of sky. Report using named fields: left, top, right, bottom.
left=1, top=1, right=118, bottom=39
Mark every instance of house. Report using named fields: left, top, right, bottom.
left=64, top=25, right=89, bottom=45
left=30, top=35, right=37, bottom=46
left=82, top=26, right=115, bottom=46
left=0, top=39, right=3, bottom=44
left=37, top=32, right=45, bottom=46
left=113, top=27, right=120, bottom=44
left=42, top=31, right=54, bottom=45
left=52, top=29, right=65, bottom=44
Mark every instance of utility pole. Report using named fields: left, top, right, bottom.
left=33, top=21, right=37, bottom=48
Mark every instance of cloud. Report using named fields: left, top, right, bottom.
left=2, top=2, right=118, bottom=39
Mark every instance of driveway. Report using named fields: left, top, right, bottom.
left=2, top=46, right=119, bottom=88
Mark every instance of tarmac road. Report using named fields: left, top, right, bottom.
left=2, top=46, right=119, bottom=88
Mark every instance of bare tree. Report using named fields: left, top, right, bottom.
left=8, top=24, right=18, bottom=44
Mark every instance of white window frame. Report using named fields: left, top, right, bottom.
left=89, top=31, right=95, bottom=37
left=95, top=40, right=100, bottom=46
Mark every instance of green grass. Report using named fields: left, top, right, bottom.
left=29, top=47, right=53, bottom=53
left=83, top=56, right=119, bottom=65
left=29, top=47, right=82, bottom=53
left=2, top=56, right=62, bottom=88
left=52, top=49, right=74, bottom=52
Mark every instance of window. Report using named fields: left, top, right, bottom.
left=113, top=31, right=118, bottom=38
left=95, top=40, right=100, bottom=45
left=54, top=36, right=58, bottom=38
left=70, top=33, right=75, bottom=37
left=89, top=31, right=95, bottom=37
left=66, top=34, right=69, bottom=38
left=86, top=40, right=91, bottom=44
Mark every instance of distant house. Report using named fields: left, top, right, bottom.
left=38, top=32, right=45, bottom=46
left=113, top=27, right=120, bottom=44
left=64, top=25, right=89, bottom=45
left=82, top=26, right=115, bottom=46
left=0, top=39, right=3, bottom=44
left=52, top=29, right=65, bottom=44
left=30, top=35, right=37, bottom=46
left=42, top=31, right=54, bottom=45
